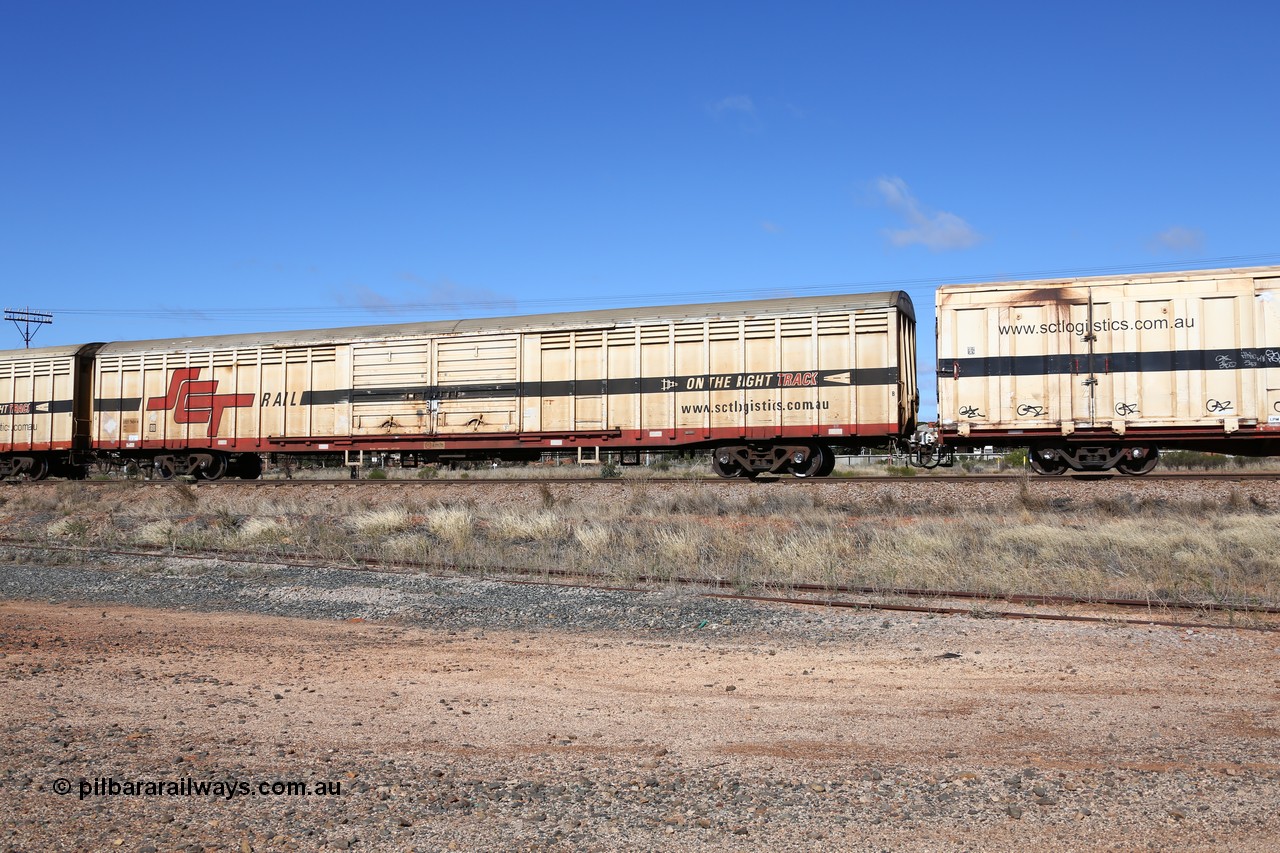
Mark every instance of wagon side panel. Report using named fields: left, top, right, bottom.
left=674, top=321, right=708, bottom=435
left=538, top=334, right=572, bottom=433
left=895, top=307, right=917, bottom=435
left=93, top=351, right=144, bottom=451
left=852, top=309, right=894, bottom=437
left=1258, top=274, right=1280, bottom=425
left=601, top=329, right=633, bottom=434
left=936, top=295, right=1001, bottom=435
left=1102, top=277, right=1254, bottom=431
left=0, top=350, right=77, bottom=453
left=1195, top=282, right=1255, bottom=425
left=779, top=316, right=816, bottom=433
left=817, top=314, right=852, bottom=434
left=938, top=266, right=1280, bottom=453
left=741, top=318, right=779, bottom=438
left=350, top=339, right=432, bottom=438
left=573, top=332, right=606, bottom=432
left=638, top=323, right=674, bottom=436
left=434, top=334, right=519, bottom=435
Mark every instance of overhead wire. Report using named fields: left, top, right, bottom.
left=34, top=251, right=1280, bottom=321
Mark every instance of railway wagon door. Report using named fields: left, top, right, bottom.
left=1199, top=292, right=1255, bottom=426
left=573, top=333, right=607, bottom=431
left=992, top=301, right=1061, bottom=431
left=539, top=334, right=571, bottom=432
left=1064, top=290, right=1113, bottom=428
left=1260, top=275, right=1280, bottom=425
left=537, top=331, right=609, bottom=434
left=1122, top=295, right=1183, bottom=423
left=73, top=344, right=103, bottom=453
left=433, top=335, right=520, bottom=434
left=351, top=340, right=432, bottom=437
left=937, top=304, right=992, bottom=432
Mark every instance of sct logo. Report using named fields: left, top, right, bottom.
left=147, top=369, right=254, bottom=438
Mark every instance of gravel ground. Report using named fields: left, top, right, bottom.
left=2, top=554, right=1280, bottom=851
left=0, top=553, right=814, bottom=637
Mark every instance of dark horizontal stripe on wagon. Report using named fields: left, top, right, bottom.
left=0, top=399, right=74, bottom=415
left=940, top=347, right=1280, bottom=379
left=350, top=369, right=898, bottom=403
left=95, top=390, right=350, bottom=411
left=95, top=368, right=899, bottom=410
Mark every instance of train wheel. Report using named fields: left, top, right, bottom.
left=57, top=463, right=88, bottom=481
left=791, top=445, right=828, bottom=478
left=196, top=453, right=228, bottom=481
left=26, top=457, right=50, bottom=481
left=816, top=446, right=837, bottom=477
left=234, top=453, right=263, bottom=480
left=712, top=448, right=747, bottom=479
left=1116, top=446, right=1159, bottom=475
left=153, top=458, right=176, bottom=480
left=1027, top=448, right=1069, bottom=476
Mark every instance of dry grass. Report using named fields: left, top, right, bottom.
left=349, top=507, right=414, bottom=536
left=10, top=480, right=1280, bottom=608
left=234, top=517, right=288, bottom=545
left=486, top=510, right=570, bottom=543
left=571, top=523, right=611, bottom=557
left=424, top=506, right=475, bottom=552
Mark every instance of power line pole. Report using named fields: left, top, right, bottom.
left=4, top=308, right=53, bottom=348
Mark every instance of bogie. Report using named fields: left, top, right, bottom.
left=0, top=455, right=52, bottom=481
left=1021, top=444, right=1160, bottom=476
left=712, top=443, right=839, bottom=479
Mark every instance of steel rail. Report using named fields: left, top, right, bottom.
left=6, top=470, right=1280, bottom=486
left=701, top=591, right=1279, bottom=633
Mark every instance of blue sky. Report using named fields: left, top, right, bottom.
left=3, top=2, right=1278, bottom=416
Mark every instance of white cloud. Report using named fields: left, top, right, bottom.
left=710, top=94, right=755, bottom=117
left=760, top=220, right=782, bottom=234
left=1149, top=226, right=1206, bottom=253
left=708, top=94, right=761, bottom=131
left=352, top=285, right=394, bottom=312
left=875, top=176, right=983, bottom=252
left=339, top=275, right=513, bottom=317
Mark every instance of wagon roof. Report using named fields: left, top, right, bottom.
left=935, top=264, right=1280, bottom=298
left=94, top=290, right=913, bottom=354
left=0, top=343, right=101, bottom=362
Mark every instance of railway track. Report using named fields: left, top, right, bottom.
left=3, top=539, right=1276, bottom=633
left=6, top=470, right=1280, bottom=486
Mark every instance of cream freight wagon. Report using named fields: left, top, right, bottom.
left=935, top=265, right=1280, bottom=473
left=83, top=292, right=917, bottom=479
left=0, top=344, right=98, bottom=479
